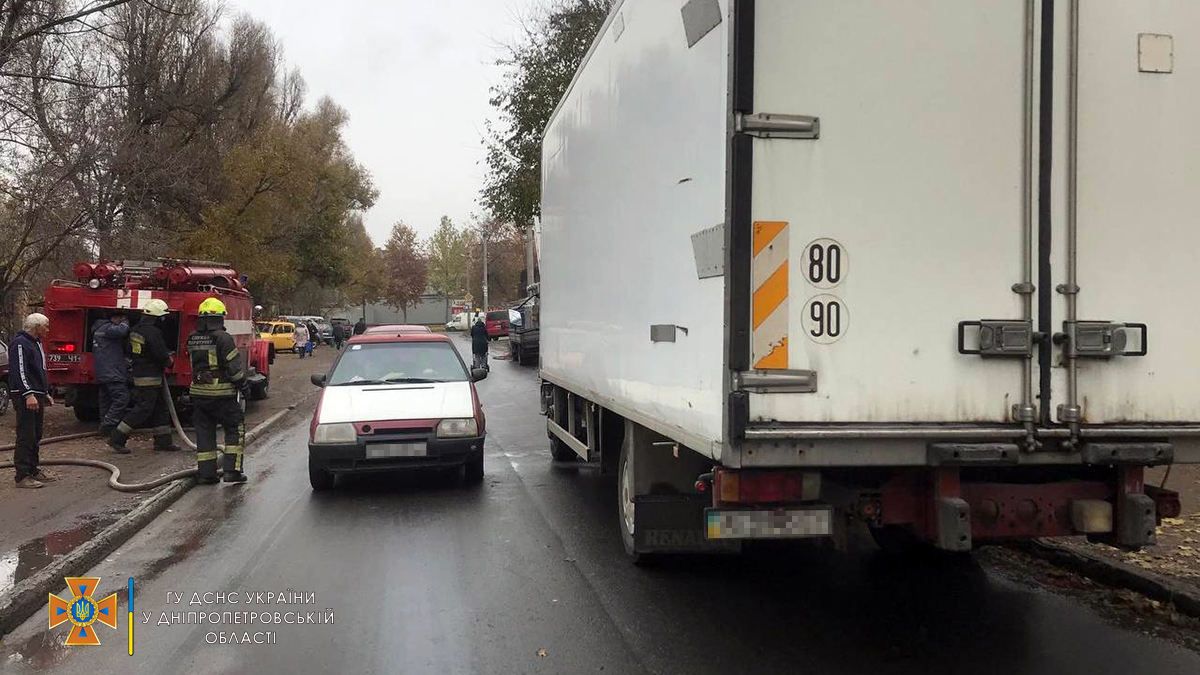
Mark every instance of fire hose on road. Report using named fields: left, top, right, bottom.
left=0, top=381, right=300, bottom=491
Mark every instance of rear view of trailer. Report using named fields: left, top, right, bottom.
left=540, top=0, right=1199, bottom=559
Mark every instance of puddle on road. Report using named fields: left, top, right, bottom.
left=0, top=515, right=118, bottom=595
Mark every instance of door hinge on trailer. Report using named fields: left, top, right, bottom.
left=735, top=369, right=817, bottom=394
left=736, top=112, right=820, bottom=139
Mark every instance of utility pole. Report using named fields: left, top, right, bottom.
left=481, top=235, right=490, bottom=310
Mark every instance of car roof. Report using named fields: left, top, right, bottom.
left=347, top=333, right=453, bottom=345
left=259, top=320, right=293, bottom=326
left=364, top=324, right=432, bottom=334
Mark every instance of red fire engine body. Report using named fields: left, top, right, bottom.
left=43, top=259, right=272, bottom=422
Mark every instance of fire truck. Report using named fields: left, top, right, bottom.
left=42, top=259, right=272, bottom=422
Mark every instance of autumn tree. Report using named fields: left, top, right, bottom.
left=343, top=214, right=385, bottom=317
left=381, top=221, right=427, bottom=321
left=425, top=215, right=468, bottom=314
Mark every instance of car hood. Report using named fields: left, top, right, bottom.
left=317, top=381, right=474, bottom=424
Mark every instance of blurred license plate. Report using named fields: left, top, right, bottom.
left=705, top=507, right=832, bottom=540
left=48, top=354, right=82, bottom=363
left=366, top=443, right=427, bottom=458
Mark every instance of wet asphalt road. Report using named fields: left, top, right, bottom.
left=4, top=334, right=1200, bottom=674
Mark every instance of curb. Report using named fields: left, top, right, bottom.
left=1022, top=539, right=1200, bottom=618
left=0, top=398, right=312, bottom=637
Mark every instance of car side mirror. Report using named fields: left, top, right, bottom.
left=470, top=368, right=488, bottom=382
left=310, top=373, right=327, bottom=388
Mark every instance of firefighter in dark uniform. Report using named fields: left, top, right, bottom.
left=108, top=298, right=181, bottom=454
left=187, top=297, right=248, bottom=484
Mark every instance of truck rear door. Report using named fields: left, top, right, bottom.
left=742, top=1, right=1035, bottom=424
left=1055, top=1, right=1200, bottom=424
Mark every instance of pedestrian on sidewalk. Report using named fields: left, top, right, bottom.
left=9, top=313, right=57, bottom=488
left=332, top=322, right=345, bottom=350
left=294, top=323, right=310, bottom=359
left=353, top=317, right=366, bottom=335
left=108, top=299, right=181, bottom=454
left=470, top=316, right=489, bottom=370
left=306, top=320, right=320, bottom=352
left=92, top=310, right=130, bottom=436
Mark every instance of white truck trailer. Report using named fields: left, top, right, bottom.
left=539, top=0, right=1199, bottom=560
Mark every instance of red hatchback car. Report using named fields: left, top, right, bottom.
left=484, top=310, right=509, bottom=340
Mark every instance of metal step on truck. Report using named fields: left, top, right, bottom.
left=538, top=0, right=1199, bottom=560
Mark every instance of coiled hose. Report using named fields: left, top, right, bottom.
left=0, top=382, right=298, bottom=491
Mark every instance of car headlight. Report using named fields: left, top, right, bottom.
left=436, top=418, right=478, bottom=438
left=313, top=423, right=356, bottom=444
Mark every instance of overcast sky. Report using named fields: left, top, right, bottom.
left=226, top=0, right=540, bottom=245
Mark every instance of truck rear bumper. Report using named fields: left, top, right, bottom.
left=739, top=427, right=1200, bottom=467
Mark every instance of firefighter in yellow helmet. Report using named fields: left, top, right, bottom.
left=109, top=298, right=181, bottom=454
left=187, top=297, right=248, bottom=484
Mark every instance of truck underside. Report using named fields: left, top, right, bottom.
left=541, top=379, right=1182, bottom=558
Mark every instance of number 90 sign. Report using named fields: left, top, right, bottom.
left=802, top=295, right=848, bottom=344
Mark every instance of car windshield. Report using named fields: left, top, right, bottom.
left=486, top=311, right=508, bottom=321
left=328, top=342, right=468, bottom=385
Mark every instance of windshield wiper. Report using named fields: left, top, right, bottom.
left=330, top=379, right=385, bottom=386
left=380, top=377, right=444, bottom=384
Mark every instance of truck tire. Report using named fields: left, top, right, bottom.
left=549, top=435, right=576, bottom=462
left=250, top=379, right=269, bottom=400
left=309, top=460, right=334, bottom=491
left=73, top=405, right=100, bottom=423
left=617, top=437, right=654, bottom=565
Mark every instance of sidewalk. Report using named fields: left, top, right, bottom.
left=0, top=347, right=335, bottom=595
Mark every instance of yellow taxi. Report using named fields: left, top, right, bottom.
left=256, top=320, right=299, bottom=353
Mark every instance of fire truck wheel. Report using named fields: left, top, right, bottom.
left=73, top=405, right=100, bottom=423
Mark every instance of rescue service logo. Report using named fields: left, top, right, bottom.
left=47, top=577, right=118, bottom=646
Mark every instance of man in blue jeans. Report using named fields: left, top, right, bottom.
left=92, top=311, right=130, bottom=435
left=9, top=313, right=57, bottom=488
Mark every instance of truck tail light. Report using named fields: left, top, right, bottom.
left=714, top=469, right=821, bottom=505
left=51, top=342, right=77, bottom=353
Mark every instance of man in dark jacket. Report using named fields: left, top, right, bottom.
left=353, top=318, right=366, bottom=335
left=187, top=297, right=248, bottom=484
left=109, top=299, right=180, bottom=454
left=332, top=322, right=346, bottom=350
left=470, top=317, right=489, bottom=370
left=92, top=311, right=130, bottom=435
left=9, top=313, right=56, bottom=488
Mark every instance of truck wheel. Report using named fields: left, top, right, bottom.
left=73, top=405, right=100, bottom=423
left=309, top=460, right=334, bottom=491
left=250, top=380, right=269, bottom=400
left=617, top=438, right=654, bottom=564
left=549, top=436, right=576, bottom=462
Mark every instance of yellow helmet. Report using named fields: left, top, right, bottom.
left=198, top=297, right=227, bottom=316
left=142, top=298, right=169, bottom=317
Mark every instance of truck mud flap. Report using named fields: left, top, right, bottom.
left=633, top=495, right=738, bottom=554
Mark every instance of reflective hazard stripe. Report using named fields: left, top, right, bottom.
left=133, top=376, right=162, bottom=387
left=190, top=385, right=236, bottom=397
left=196, top=451, right=219, bottom=462
left=226, top=349, right=239, bottom=362
left=751, top=221, right=789, bottom=370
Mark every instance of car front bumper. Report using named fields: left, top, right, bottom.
left=308, top=435, right=484, bottom=474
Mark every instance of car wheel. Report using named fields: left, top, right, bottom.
left=309, top=460, right=334, bottom=491
left=464, top=453, right=484, bottom=484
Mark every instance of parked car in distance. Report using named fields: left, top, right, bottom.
left=330, top=317, right=352, bottom=336
left=307, top=332, right=489, bottom=490
left=484, top=310, right=510, bottom=340
left=364, top=324, right=433, bottom=335
left=257, top=321, right=298, bottom=353
left=314, top=319, right=334, bottom=345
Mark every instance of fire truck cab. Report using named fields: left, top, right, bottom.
left=43, top=259, right=272, bottom=422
